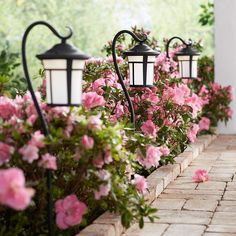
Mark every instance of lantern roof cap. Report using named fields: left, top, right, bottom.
left=36, top=42, right=90, bottom=60
left=123, top=43, right=160, bottom=56
left=175, top=45, right=200, bottom=56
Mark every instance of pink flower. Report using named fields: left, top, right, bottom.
left=185, top=94, right=203, bottom=118
left=74, top=150, right=81, bottom=161
left=82, top=92, right=105, bottom=110
left=96, top=170, right=111, bottom=181
left=193, top=169, right=209, bottom=183
left=132, top=174, right=148, bottom=194
left=137, top=145, right=162, bottom=169
left=27, top=114, right=37, bottom=126
left=187, top=124, right=200, bottom=143
left=0, top=96, right=17, bottom=120
left=0, top=142, right=14, bottom=165
left=29, top=131, right=45, bottom=148
left=164, top=84, right=191, bottom=106
left=110, top=102, right=125, bottom=122
left=159, top=146, right=170, bottom=156
left=55, top=194, right=87, bottom=230
left=141, top=92, right=159, bottom=104
left=92, top=78, right=106, bottom=91
left=141, top=120, right=158, bottom=138
left=81, top=135, right=94, bottom=150
left=93, top=154, right=104, bottom=168
left=107, top=55, right=123, bottom=64
left=226, top=108, right=233, bottom=118
left=198, top=117, right=211, bottom=132
left=19, top=144, right=39, bottom=163
left=88, top=115, right=102, bottom=131
left=212, top=82, right=221, bottom=93
left=94, top=183, right=111, bottom=200
left=104, top=149, right=113, bottom=164
left=0, top=168, right=35, bottom=210
left=38, top=153, right=57, bottom=170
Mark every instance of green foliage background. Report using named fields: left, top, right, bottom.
left=0, top=0, right=213, bottom=79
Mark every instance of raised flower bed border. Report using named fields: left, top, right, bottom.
left=78, top=134, right=217, bottom=236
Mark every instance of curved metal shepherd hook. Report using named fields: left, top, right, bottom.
left=166, top=36, right=191, bottom=58
left=111, top=30, right=147, bottom=128
left=22, top=20, right=73, bottom=236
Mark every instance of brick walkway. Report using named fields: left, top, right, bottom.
left=124, top=135, right=236, bottom=236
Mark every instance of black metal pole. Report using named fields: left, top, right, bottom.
left=111, top=30, right=147, bottom=128
left=21, top=21, right=73, bottom=236
left=166, top=36, right=190, bottom=58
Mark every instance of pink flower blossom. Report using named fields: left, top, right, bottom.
left=225, top=85, right=233, bottom=100
left=0, top=168, right=35, bottom=210
left=110, top=102, right=125, bottom=122
left=104, top=149, right=113, bottom=164
left=193, top=169, right=209, bottom=183
left=159, top=146, right=170, bottom=156
left=96, top=170, right=111, bottom=181
left=81, top=135, right=94, bottom=150
left=226, top=108, right=233, bottom=118
left=38, top=153, right=57, bottom=170
left=88, top=115, right=102, bottom=131
left=55, top=194, right=87, bottom=230
left=27, top=114, right=37, bottom=126
left=198, top=117, right=211, bottom=132
left=212, top=82, right=221, bottom=93
left=107, top=55, right=123, bottom=64
left=82, top=92, right=105, bottom=110
left=74, top=150, right=81, bottom=161
left=141, top=92, right=159, bottom=104
left=165, top=84, right=190, bottom=106
left=132, top=174, right=148, bottom=194
left=185, top=94, right=203, bottom=118
left=19, top=144, right=39, bottom=163
left=141, top=120, right=158, bottom=138
left=94, top=183, right=111, bottom=200
left=29, top=131, right=45, bottom=148
left=0, top=142, right=14, bottom=165
left=92, top=78, right=106, bottom=91
left=0, top=96, right=17, bottom=120
left=187, top=124, right=200, bottom=143
left=93, top=154, right=104, bottom=168
left=137, top=145, right=162, bottom=169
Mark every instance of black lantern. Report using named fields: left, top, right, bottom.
left=112, top=30, right=159, bottom=127
left=37, top=42, right=89, bottom=106
left=22, top=21, right=89, bottom=236
left=166, top=37, right=200, bottom=79
left=124, top=43, right=159, bottom=87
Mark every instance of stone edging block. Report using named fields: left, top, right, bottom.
left=77, top=134, right=217, bottom=236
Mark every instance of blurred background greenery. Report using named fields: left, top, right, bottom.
left=0, top=0, right=213, bottom=80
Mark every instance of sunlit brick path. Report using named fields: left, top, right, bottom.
left=124, top=135, right=236, bottom=236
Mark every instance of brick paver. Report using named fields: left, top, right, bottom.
left=124, top=135, right=236, bottom=236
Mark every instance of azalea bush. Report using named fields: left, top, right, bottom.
left=0, top=26, right=233, bottom=236
left=193, top=56, right=233, bottom=131
left=0, top=92, right=157, bottom=235
left=84, top=28, right=205, bottom=169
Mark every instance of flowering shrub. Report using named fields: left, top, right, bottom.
left=0, top=27, right=233, bottom=235
left=193, top=56, right=233, bottom=130
left=84, top=28, right=204, bottom=168
left=0, top=92, right=157, bottom=235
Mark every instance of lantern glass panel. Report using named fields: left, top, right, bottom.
left=127, top=56, right=156, bottom=86
left=128, top=56, right=143, bottom=85
left=177, top=55, right=199, bottom=78
left=146, top=56, right=156, bottom=85
left=42, top=59, right=67, bottom=105
left=133, top=63, right=143, bottom=85
left=71, top=59, right=85, bottom=104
